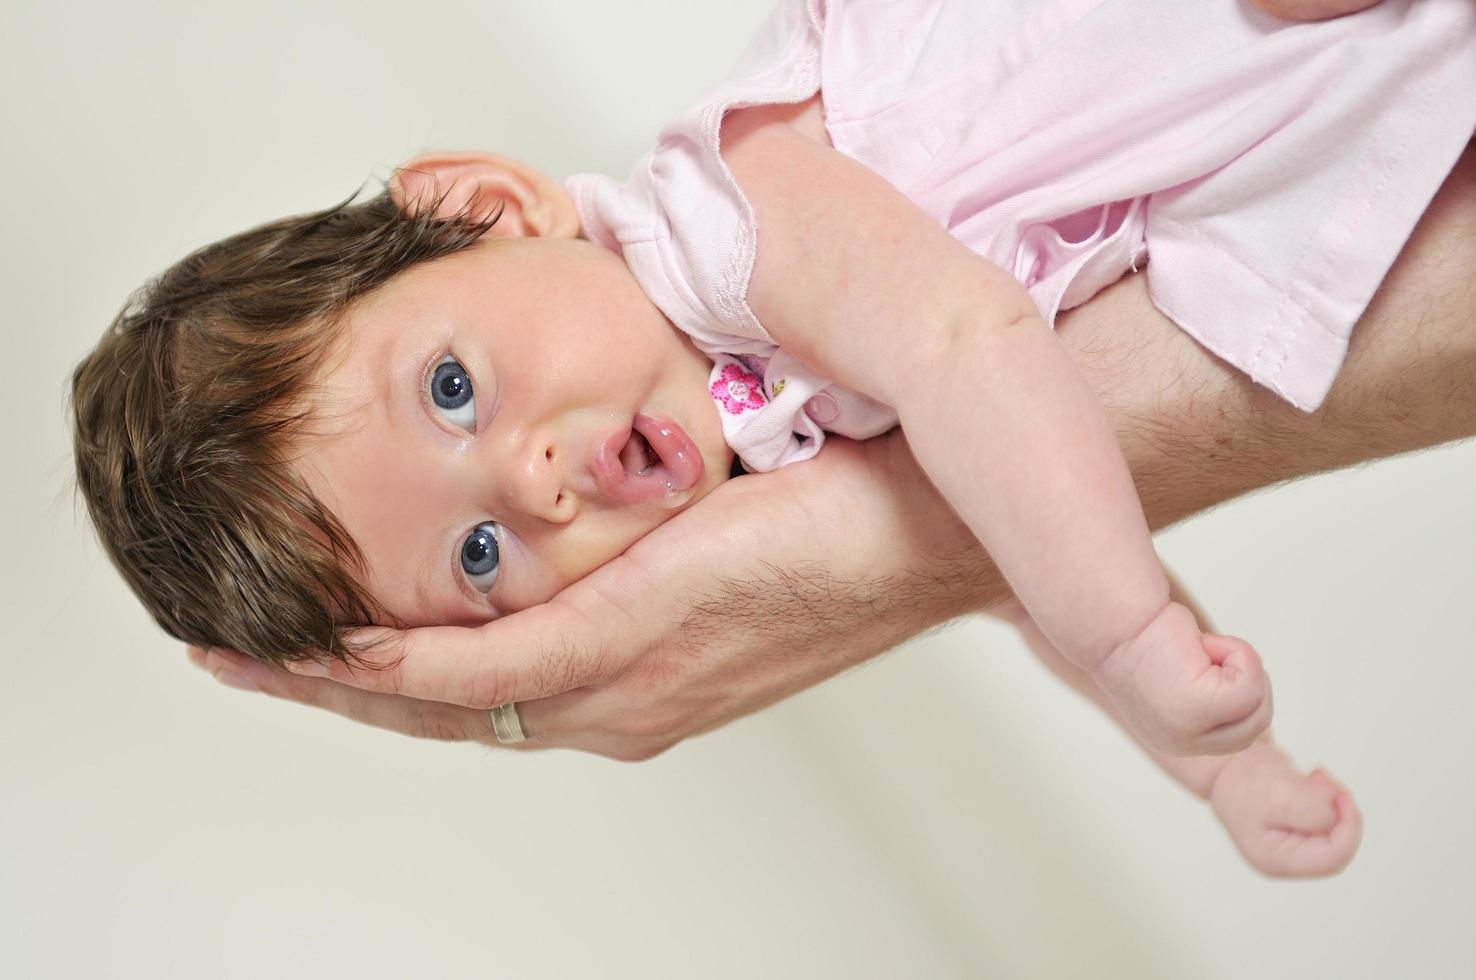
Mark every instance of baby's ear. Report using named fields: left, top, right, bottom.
left=389, top=151, right=579, bottom=239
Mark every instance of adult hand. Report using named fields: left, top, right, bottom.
left=192, top=138, right=1476, bottom=759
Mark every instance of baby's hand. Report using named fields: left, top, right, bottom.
left=1210, top=742, right=1362, bottom=878
left=1092, top=601, right=1272, bottom=756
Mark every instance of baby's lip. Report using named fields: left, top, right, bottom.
left=590, top=414, right=705, bottom=506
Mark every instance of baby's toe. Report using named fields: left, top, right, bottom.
left=1202, top=632, right=1254, bottom=666
left=1201, top=636, right=1269, bottom=712
left=1215, top=754, right=1362, bottom=878
left=1266, top=767, right=1342, bottom=834
left=1259, top=791, right=1363, bottom=878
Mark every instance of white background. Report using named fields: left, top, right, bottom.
left=3, top=1, right=1473, bottom=977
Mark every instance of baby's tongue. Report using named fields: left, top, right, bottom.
left=619, top=431, right=655, bottom=475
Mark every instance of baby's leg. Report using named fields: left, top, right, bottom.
left=991, top=577, right=1361, bottom=878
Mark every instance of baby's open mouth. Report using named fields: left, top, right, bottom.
left=591, top=414, right=706, bottom=505
left=618, top=430, right=658, bottom=476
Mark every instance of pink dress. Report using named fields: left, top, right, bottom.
left=567, top=0, right=1476, bottom=473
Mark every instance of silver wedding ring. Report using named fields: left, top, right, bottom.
left=490, top=702, right=526, bottom=744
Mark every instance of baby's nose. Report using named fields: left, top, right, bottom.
left=504, top=436, right=577, bottom=525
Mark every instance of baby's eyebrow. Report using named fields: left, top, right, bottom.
left=376, top=340, right=444, bottom=624
left=382, top=340, right=415, bottom=435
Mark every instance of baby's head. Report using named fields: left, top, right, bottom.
left=71, top=152, right=732, bottom=665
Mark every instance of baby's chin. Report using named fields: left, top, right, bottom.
left=702, top=447, right=741, bottom=496
left=661, top=440, right=737, bottom=521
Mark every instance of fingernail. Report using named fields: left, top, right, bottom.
left=216, top=669, right=258, bottom=693
left=287, top=660, right=331, bottom=678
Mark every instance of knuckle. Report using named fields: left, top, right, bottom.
left=336, top=693, right=384, bottom=730
left=632, top=715, right=672, bottom=741
left=631, top=650, right=682, bottom=695
left=615, top=706, right=681, bottom=741
left=610, top=713, right=652, bottom=740
left=608, top=740, right=671, bottom=764
left=464, top=664, right=515, bottom=710
left=266, top=668, right=322, bottom=706
left=375, top=665, right=407, bottom=697
left=411, top=707, right=474, bottom=743
left=640, top=739, right=676, bottom=762
left=546, top=640, right=591, bottom=693
left=599, top=741, right=643, bottom=763
left=611, top=748, right=648, bottom=764
left=522, top=639, right=585, bottom=705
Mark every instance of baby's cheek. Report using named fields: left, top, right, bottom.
left=489, top=531, right=558, bottom=616
left=497, top=520, right=638, bottom=615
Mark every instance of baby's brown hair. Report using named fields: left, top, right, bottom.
left=70, top=183, right=500, bottom=665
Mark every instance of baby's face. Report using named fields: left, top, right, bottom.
left=296, top=236, right=732, bottom=627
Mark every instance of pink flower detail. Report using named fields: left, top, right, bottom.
left=710, top=363, right=766, bottom=415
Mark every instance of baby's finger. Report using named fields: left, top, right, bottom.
left=283, top=596, right=629, bottom=709
left=192, top=645, right=502, bottom=745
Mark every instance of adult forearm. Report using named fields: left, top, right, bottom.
left=1116, top=158, right=1475, bottom=528
left=1051, top=139, right=1472, bottom=598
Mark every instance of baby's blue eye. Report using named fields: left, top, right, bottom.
left=461, top=522, right=500, bottom=593
left=430, top=355, right=476, bottom=432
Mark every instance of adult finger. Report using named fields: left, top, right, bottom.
left=189, top=645, right=511, bottom=745
left=1250, top=0, right=1384, bottom=21
left=281, top=585, right=640, bottom=709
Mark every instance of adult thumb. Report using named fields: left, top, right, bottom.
left=1251, top=0, right=1385, bottom=22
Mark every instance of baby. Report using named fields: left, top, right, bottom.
left=70, top=0, right=1474, bottom=876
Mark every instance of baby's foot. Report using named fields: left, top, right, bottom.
left=1092, top=601, right=1272, bottom=756
left=1209, top=743, right=1362, bottom=878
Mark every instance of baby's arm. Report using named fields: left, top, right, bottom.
left=723, top=108, right=1269, bottom=755
left=884, top=267, right=1272, bottom=755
